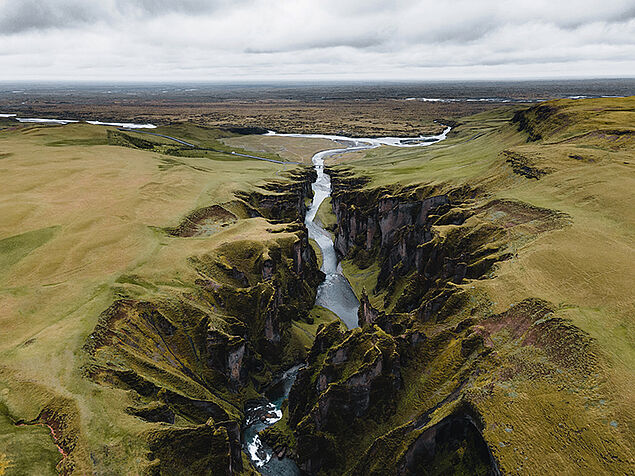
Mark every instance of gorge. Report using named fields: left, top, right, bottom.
left=242, top=128, right=452, bottom=473
left=1, top=96, right=633, bottom=476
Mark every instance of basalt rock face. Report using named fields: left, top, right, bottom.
left=197, top=232, right=322, bottom=365
left=329, top=169, right=510, bottom=316
left=83, top=168, right=322, bottom=475
left=358, top=290, right=379, bottom=327
left=235, top=168, right=316, bottom=222
left=283, top=168, right=578, bottom=474
left=146, top=424, right=235, bottom=476
left=288, top=323, right=407, bottom=474
left=352, top=402, right=498, bottom=476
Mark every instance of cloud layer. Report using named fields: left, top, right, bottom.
left=1, top=0, right=634, bottom=80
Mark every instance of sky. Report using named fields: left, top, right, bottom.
left=1, top=0, right=634, bottom=81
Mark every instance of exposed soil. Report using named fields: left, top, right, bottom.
left=167, top=204, right=238, bottom=237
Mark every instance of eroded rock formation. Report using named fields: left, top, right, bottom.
left=83, top=167, right=322, bottom=474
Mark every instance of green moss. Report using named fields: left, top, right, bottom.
left=309, top=239, right=322, bottom=270
left=339, top=259, right=383, bottom=307
left=316, top=196, right=337, bottom=234
left=260, top=403, right=296, bottom=451
left=146, top=424, right=233, bottom=475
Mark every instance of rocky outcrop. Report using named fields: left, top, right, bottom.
left=236, top=168, right=316, bottom=222
left=167, top=203, right=239, bottom=237
left=83, top=168, right=322, bottom=474
left=329, top=170, right=511, bottom=316
left=332, top=180, right=449, bottom=260
left=501, top=150, right=550, bottom=179
left=287, top=323, right=416, bottom=473
left=206, top=331, right=249, bottom=390
left=357, top=289, right=379, bottom=327
left=397, top=412, right=498, bottom=475
left=146, top=423, right=235, bottom=476
left=511, top=103, right=559, bottom=141
left=284, top=168, right=572, bottom=474
left=348, top=401, right=499, bottom=476
left=126, top=402, right=175, bottom=424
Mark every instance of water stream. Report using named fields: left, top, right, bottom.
left=0, top=113, right=156, bottom=128
left=272, top=127, right=451, bottom=329
left=242, top=127, right=450, bottom=474
left=242, top=365, right=304, bottom=476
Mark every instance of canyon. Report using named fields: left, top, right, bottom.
left=0, top=96, right=633, bottom=475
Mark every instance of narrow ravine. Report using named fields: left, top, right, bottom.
left=274, top=127, right=452, bottom=329
left=305, top=145, right=363, bottom=328
left=242, top=127, right=450, bottom=474
left=243, top=365, right=304, bottom=476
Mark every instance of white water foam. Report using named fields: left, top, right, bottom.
left=248, top=435, right=272, bottom=468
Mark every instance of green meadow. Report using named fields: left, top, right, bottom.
left=0, top=97, right=633, bottom=475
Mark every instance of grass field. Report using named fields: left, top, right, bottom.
left=326, top=97, right=635, bottom=474
left=0, top=121, right=330, bottom=474
left=221, top=135, right=337, bottom=165
left=0, top=97, right=633, bottom=474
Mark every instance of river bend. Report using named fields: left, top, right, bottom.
left=242, top=127, right=450, bottom=474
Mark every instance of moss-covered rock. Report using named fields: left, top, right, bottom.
left=82, top=169, right=323, bottom=474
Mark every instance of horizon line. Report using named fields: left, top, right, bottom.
left=1, top=76, right=634, bottom=85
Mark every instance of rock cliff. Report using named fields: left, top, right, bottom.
left=83, top=167, right=322, bottom=474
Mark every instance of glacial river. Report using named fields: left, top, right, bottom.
left=0, top=113, right=156, bottom=128
left=242, top=127, right=450, bottom=474
left=271, top=127, right=451, bottom=329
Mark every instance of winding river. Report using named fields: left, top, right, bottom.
left=243, top=127, right=451, bottom=474
left=0, top=113, right=156, bottom=128
left=3, top=112, right=450, bottom=472
left=272, top=128, right=451, bottom=329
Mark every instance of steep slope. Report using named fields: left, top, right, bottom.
left=0, top=122, right=328, bottom=475
left=283, top=97, right=635, bottom=474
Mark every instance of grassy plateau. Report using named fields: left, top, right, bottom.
left=0, top=96, right=633, bottom=475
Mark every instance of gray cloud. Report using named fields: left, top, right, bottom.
left=0, top=0, right=246, bottom=34
left=0, top=0, right=633, bottom=80
left=0, top=1, right=99, bottom=34
left=113, top=0, right=243, bottom=17
left=245, top=36, right=386, bottom=54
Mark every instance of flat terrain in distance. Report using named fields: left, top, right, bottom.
left=2, top=79, right=632, bottom=137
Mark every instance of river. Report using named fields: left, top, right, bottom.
left=0, top=113, right=156, bottom=128
left=242, top=127, right=450, bottom=474
left=273, top=127, right=451, bottom=329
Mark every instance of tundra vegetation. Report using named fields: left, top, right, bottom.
left=0, top=97, right=633, bottom=475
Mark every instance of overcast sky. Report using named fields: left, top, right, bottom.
left=1, top=0, right=634, bottom=81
